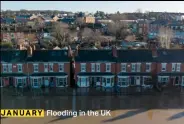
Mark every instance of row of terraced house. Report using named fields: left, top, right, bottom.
left=0, top=46, right=184, bottom=88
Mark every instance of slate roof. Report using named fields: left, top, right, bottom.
left=156, top=49, right=184, bottom=62
left=30, top=72, right=68, bottom=76
left=75, top=50, right=116, bottom=62
left=27, top=50, right=70, bottom=62
left=1, top=50, right=28, bottom=63
left=117, top=50, right=154, bottom=62
left=78, top=72, right=114, bottom=76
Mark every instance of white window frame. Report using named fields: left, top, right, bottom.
left=142, top=76, right=152, bottom=86
left=15, top=77, right=26, bottom=87
left=8, top=64, right=12, bottom=73
left=2, top=64, right=7, bottom=73
left=81, top=63, right=86, bottom=72
left=102, top=76, right=114, bottom=87
left=31, top=77, right=42, bottom=88
left=17, top=64, right=22, bottom=73
left=136, top=63, right=141, bottom=72
left=182, top=76, right=184, bottom=86
left=121, top=63, right=127, bottom=72
left=58, top=63, right=64, bottom=72
left=131, top=63, right=136, bottom=72
left=172, top=63, right=176, bottom=72
left=146, top=63, right=151, bottom=72
left=77, top=76, right=89, bottom=87
left=176, top=63, right=181, bottom=72
left=118, top=76, right=129, bottom=87
left=91, top=63, right=95, bottom=72
left=161, top=63, right=167, bottom=72
left=44, top=63, right=48, bottom=72
left=106, top=63, right=111, bottom=72
left=96, top=63, right=100, bottom=72
left=49, top=63, right=53, bottom=72
left=33, top=64, right=39, bottom=73
left=56, top=77, right=67, bottom=87
left=158, top=76, right=169, bottom=84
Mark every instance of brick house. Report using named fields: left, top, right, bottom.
left=1, top=48, right=184, bottom=88
left=0, top=50, right=28, bottom=87
left=74, top=49, right=117, bottom=87
left=116, top=50, right=155, bottom=87
left=26, top=48, right=70, bottom=88
left=156, top=49, right=184, bottom=86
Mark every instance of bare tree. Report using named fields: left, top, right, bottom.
left=75, top=17, right=84, bottom=28
left=107, top=21, right=129, bottom=40
left=158, top=26, right=173, bottom=49
left=51, top=22, right=72, bottom=47
left=108, top=14, right=129, bottom=40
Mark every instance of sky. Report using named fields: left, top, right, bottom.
left=1, top=1, right=184, bottom=13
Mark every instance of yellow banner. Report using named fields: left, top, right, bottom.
left=1, top=109, right=44, bottom=117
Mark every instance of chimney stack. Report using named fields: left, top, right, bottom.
left=27, top=46, right=33, bottom=57
left=74, top=45, right=79, bottom=57
left=151, top=44, right=158, bottom=58
left=112, top=45, right=118, bottom=58
left=68, top=45, right=73, bottom=57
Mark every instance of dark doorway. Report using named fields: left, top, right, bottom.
left=175, top=77, right=179, bottom=85
left=9, top=77, right=13, bottom=86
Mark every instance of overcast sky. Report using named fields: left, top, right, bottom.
left=1, top=1, right=184, bottom=13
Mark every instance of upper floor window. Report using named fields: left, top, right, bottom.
left=91, top=63, right=95, bottom=72
left=136, top=63, right=141, bottom=72
left=106, top=63, right=111, bottom=72
left=2, top=64, right=7, bottom=73
left=17, top=64, right=22, bottom=73
left=8, top=64, right=12, bottom=73
left=121, top=63, right=127, bottom=72
left=81, top=63, right=86, bottom=72
left=146, top=63, right=151, bottom=72
left=131, top=63, right=136, bottom=72
left=44, top=63, right=48, bottom=72
left=176, top=63, right=181, bottom=72
left=33, top=64, right=38, bottom=72
left=96, top=63, right=100, bottom=72
left=172, top=63, right=176, bottom=72
left=59, top=63, right=64, bottom=72
left=161, top=63, right=167, bottom=72
left=49, top=63, right=53, bottom=72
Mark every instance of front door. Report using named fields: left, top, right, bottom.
left=91, top=77, right=96, bottom=87
left=0, top=78, right=3, bottom=87
left=135, top=76, right=141, bottom=85
left=175, top=77, right=179, bottom=86
left=106, top=78, right=111, bottom=87
left=44, top=77, right=49, bottom=87
left=81, top=77, right=87, bottom=87
left=9, top=77, right=13, bottom=86
left=182, top=76, right=184, bottom=86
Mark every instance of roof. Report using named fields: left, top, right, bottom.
left=150, top=20, right=168, bottom=25
left=156, top=49, right=184, bottom=62
left=1, top=50, right=28, bottom=63
left=75, top=50, right=116, bottom=62
left=27, top=50, right=70, bottom=62
left=78, top=72, right=114, bottom=76
left=117, top=50, right=154, bottom=62
left=30, top=72, right=67, bottom=76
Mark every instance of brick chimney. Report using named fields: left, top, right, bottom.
left=112, top=45, right=118, bottom=58
left=68, top=45, right=73, bottom=57
left=151, top=44, right=158, bottom=58
left=74, top=45, right=79, bottom=57
left=27, top=46, right=33, bottom=57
